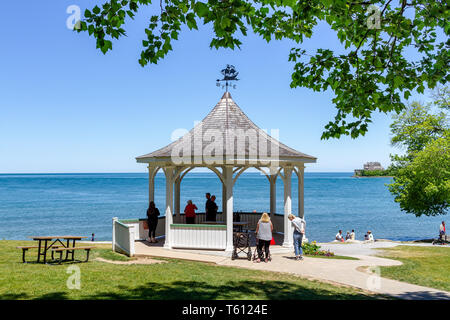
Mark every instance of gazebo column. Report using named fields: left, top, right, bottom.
left=148, top=165, right=157, bottom=204
left=224, top=166, right=234, bottom=252
left=297, top=165, right=307, bottom=242
left=269, top=175, right=277, bottom=215
left=163, top=167, right=174, bottom=249
left=297, top=165, right=305, bottom=219
left=222, top=183, right=227, bottom=221
left=174, top=176, right=181, bottom=221
left=282, top=166, right=293, bottom=247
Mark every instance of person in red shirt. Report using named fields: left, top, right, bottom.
left=184, top=200, right=198, bottom=224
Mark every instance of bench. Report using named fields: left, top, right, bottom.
left=51, top=246, right=94, bottom=264
left=16, top=246, right=63, bottom=263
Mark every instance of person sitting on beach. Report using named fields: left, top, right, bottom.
left=335, top=230, right=344, bottom=242
left=440, top=221, right=446, bottom=240
left=350, top=230, right=355, bottom=240
left=184, top=200, right=198, bottom=224
left=255, top=213, right=273, bottom=263
left=345, top=231, right=351, bottom=241
left=288, top=214, right=306, bottom=261
left=366, top=230, right=374, bottom=242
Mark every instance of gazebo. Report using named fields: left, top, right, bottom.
left=133, top=91, right=317, bottom=252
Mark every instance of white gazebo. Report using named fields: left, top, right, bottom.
left=127, top=91, right=317, bottom=253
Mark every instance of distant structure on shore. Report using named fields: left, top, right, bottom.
left=354, top=162, right=384, bottom=176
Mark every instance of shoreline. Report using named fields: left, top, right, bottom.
left=352, top=175, right=393, bottom=178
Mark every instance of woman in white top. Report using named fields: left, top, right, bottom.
left=255, top=212, right=273, bottom=263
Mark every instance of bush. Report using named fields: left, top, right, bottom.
left=358, top=170, right=391, bottom=176
left=302, top=241, right=335, bottom=257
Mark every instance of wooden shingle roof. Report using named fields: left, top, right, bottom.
left=136, top=92, right=317, bottom=164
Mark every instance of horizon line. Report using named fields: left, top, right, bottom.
left=0, top=171, right=355, bottom=174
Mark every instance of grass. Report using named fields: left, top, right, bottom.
left=376, top=245, right=450, bottom=292
left=0, top=240, right=379, bottom=300
left=92, top=247, right=132, bottom=262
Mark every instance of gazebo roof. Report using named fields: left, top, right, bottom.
left=136, top=92, right=317, bottom=165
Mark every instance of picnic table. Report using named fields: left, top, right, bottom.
left=233, top=221, right=249, bottom=232
left=18, top=236, right=91, bottom=264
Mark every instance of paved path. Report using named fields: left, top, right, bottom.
left=134, top=241, right=450, bottom=300
left=318, top=241, right=448, bottom=257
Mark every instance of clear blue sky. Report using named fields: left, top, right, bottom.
left=0, top=1, right=435, bottom=173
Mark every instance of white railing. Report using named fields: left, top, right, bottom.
left=112, top=217, right=135, bottom=256
left=112, top=212, right=287, bottom=252
left=171, top=224, right=227, bottom=250
left=119, top=217, right=166, bottom=240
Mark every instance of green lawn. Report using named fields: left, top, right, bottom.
left=376, top=245, right=450, bottom=292
left=0, top=240, right=378, bottom=300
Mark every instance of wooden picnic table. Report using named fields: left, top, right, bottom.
left=27, top=236, right=88, bottom=263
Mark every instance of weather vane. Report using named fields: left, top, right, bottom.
left=216, top=64, right=239, bottom=92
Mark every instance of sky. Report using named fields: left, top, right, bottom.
left=0, top=1, right=437, bottom=173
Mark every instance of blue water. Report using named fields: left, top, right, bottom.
left=0, top=172, right=445, bottom=242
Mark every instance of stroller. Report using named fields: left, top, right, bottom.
left=432, top=234, right=449, bottom=245
left=231, top=232, right=252, bottom=260
left=251, top=235, right=272, bottom=262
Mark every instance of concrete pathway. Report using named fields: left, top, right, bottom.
left=318, top=241, right=448, bottom=257
left=134, top=240, right=450, bottom=300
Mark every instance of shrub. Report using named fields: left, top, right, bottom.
left=302, top=241, right=335, bottom=256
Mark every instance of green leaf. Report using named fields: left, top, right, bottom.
left=194, top=2, right=209, bottom=18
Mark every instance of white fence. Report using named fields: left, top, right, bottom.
left=173, top=212, right=284, bottom=233
left=112, top=217, right=136, bottom=256
left=113, top=212, right=287, bottom=253
left=119, top=218, right=166, bottom=240
left=171, top=224, right=227, bottom=250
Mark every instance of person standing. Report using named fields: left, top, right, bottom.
left=184, top=200, right=198, bottom=224
left=205, top=193, right=212, bottom=221
left=440, top=221, right=446, bottom=240
left=146, top=201, right=160, bottom=243
left=350, top=229, right=355, bottom=240
left=255, top=213, right=273, bottom=263
left=209, top=195, right=218, bottom=222
left=288, top=214, right=306, bottom=261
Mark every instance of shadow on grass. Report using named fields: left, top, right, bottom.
left=0, top=292, right=71, bottom=300
left=85, top=280, right=375, bottom=300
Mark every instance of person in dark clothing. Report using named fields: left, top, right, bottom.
left=205, top=192, right=213, bottom=221
left=208, top=195, right=218, bottom=222
left=146, top=201, right=160, bottom=243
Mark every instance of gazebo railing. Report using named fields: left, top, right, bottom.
left=116, top=212, right=285, bottom=242
left=112, top=218, right=136, bottom=256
